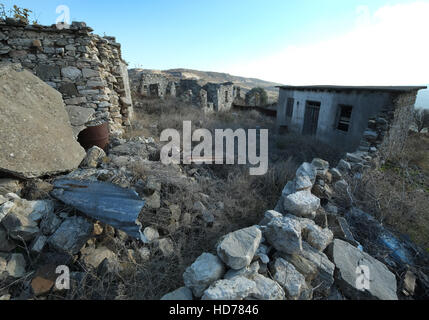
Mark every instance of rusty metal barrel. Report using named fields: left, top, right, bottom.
left=77, top=122, right=110, bottom=151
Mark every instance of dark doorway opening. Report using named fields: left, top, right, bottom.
left=303, top=100, right=321, bottom=136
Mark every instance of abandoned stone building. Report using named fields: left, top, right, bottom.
left=0, top=20, right=133, bottom=138
left=129, top=69, right=177, bottom=99
left=276, top=85, right=427, bottom=151
left=129, top=69, right=236, bottom=112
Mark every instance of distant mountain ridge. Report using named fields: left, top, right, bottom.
left=134, top=68, right=283, bottom=102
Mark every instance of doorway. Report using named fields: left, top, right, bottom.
left=302, top=100, right=321, bottom=136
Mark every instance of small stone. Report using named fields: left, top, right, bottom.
left=142, top=227, right=159, bottom=244
left=6, top=253, right=26, bottom=278
left=30, top=234, right=48, bottom=253
left=283, top=191, right=320, bottom=219
left=155, top=238, right=174, bottom=257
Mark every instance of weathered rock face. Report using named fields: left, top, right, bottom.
left=202, top=276, right=256, bottom=300
left=250, top=274, right=286, bottom=300
left=283, top=191, right=320, bottom=219
left=217, top=226, right=262, bottom=270
left=265, top=215, right=303, bottom=255
left=183, top=253, right=225, bottom=298
left=329, top=239, right=398, bottom=300
left=272, top=257, right=306, bottom=300
left=0, top=64, right=86, bottom=179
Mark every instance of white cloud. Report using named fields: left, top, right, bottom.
left=227, top=1, right=429, bottom=86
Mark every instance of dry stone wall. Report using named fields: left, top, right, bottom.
left=0, top=20, right=133, bottom=138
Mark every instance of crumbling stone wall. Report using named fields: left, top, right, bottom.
left=203, top=82, right=234, bottom=112
left=129, top=69, right=176, bottom=99
left=0, top=20, right=133, bottom=138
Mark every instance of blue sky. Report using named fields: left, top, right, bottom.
left=3, top=0, right=429, bottom=106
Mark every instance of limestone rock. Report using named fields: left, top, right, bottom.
left=224, top=261, right=260, bottom=280
left=272, top=258, right=306, bottom=300
left=1, top=206, right=39, bottom=241
left=296, top=162, right=317, bottom=184
left=328, top=239, right=398, bottom=300
left=303, top=223, right=334, bottom=252
left=183, top=253, right=225, bottom=298
left=81, top=146, right=106, bottom=168
left=65, top=105, right=95, bottom=127
left=265, top=215, right=302, bottom=255
left=161, top=287, right=193, bottom=300
left=217, top=226, right=262, bottom=270
left=48, top=216, right=93, bottom=254
left=250, top=274, right=286, bottom=300
left=142, top=227, right=159, bottom=244
left=202, top=276, right=256, bottom=300
left=283, top=191, right=320, bottom=219
left=6, top=253, right=26, bottom=278
left=300, top=242, right=335, bottom=296
left=81, top=246, right=118, bottom=269
left=0, top=64, right=86, bottom=178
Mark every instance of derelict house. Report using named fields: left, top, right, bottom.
left=276, top=85, right=427, bottom=151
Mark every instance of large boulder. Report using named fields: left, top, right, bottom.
left=183, top=253, right=225, bottom=298
left=217, top=226, right=262, bottom=270
left=283, top=191, right=320, bottom=219
left=328, top=239, right=398, bottom=300
left=0, top=63, right=86, bottom=179
left=265, top=215, right=302, bottom=255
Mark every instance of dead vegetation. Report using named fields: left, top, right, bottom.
left=349, top=132, right=429, bottom=251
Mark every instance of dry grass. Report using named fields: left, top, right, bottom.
left=349, top=131, right=429, bottom=251
left=64, top=97, right=345, bottom=300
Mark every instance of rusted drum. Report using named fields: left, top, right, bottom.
left=78, top=122, right=110, bottom=151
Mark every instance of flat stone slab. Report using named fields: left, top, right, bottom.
left=0, top=63, right=86, bottom=178
left=329, top=239, right=398, bottom=300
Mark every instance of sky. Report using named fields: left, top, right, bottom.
left=3, top=0, right=429, bottom=107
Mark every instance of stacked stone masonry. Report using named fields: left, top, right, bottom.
left=0, top=20, right=133, bottom=138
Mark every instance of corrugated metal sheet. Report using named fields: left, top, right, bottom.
left=51, top=179, right=145, bottom=240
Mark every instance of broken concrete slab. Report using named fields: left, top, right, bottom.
left=0, top=63, right=86, bottom=178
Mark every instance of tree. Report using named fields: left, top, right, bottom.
left=413, top=108, right=429, bottom=133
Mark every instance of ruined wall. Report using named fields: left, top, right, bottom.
left=0, top=20, right=133, bottom=138
left=203, top=82, right=234, bottom=111
left=129, top=69, right=176, bottom=99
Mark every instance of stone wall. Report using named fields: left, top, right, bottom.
left=0, top=20, right=133, bottom=138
